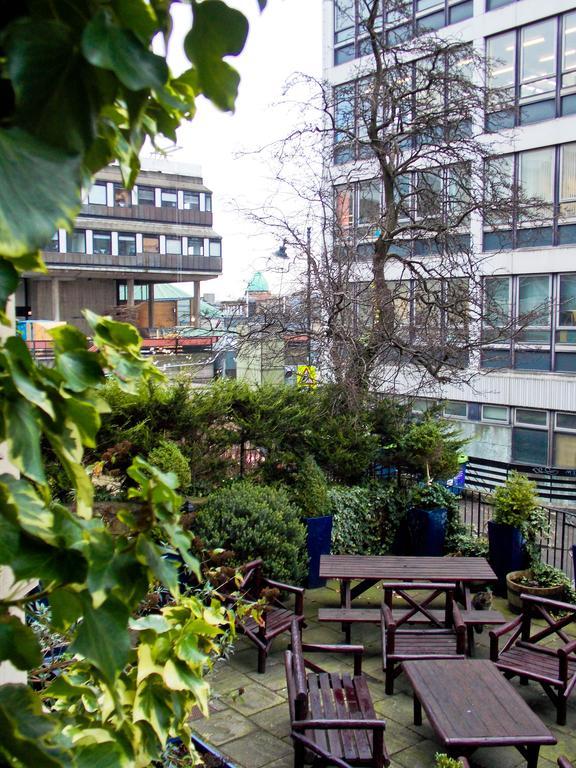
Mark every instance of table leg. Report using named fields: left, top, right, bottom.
left=413, top=693, right=422, bottom=726
left=526, top=745, right=540, bottom=768
left=340, top=580, right=351, bottom=608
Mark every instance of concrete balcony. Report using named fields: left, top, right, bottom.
left=80, top=203, right=213, bottom=227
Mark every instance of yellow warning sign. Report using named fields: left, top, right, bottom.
left=296, top=365, right=317, bottom=388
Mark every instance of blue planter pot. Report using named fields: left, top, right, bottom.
left=407, top=507, right=447, bottom=556
left=304, top=515, right=333, bottom=588
left=488, top=520, right=526, bottom=595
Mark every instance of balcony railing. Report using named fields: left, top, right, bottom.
left=44, top=250, right=222, bottom=273
left=80, top=203, right=213, bottom=227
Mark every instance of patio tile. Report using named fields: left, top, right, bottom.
left=208, top=666, right=255, bottom=696
left=191, top=708, right=257, bottom=746
left=217, top=729, right=292, bottom=768
left=391, top=737, right=441, bottom=767
left=223, top=682, right=285, bottom=716
left=250, top=702, right=293, bottom=739
left=245, top=661, right=289, bottom=691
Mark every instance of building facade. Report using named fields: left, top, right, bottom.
left=18, top=158, right=222, bottom=337
left=324, top=0, right=576, bottom=497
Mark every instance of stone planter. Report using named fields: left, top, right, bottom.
left=506, top=569, right=565, bottom=613
left=303, top=514, right=333, bottom=588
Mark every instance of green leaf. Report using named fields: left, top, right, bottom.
left=4, top=397, right=45, bottom=482
left=115, top=0, right=158, bottom=42
left=133, top=677, right=171, bottom=743
left=130, top=614, right=170, bottom=633
left=0, top=615, right=42, bottom=670
left=65, top=398, right=102, bottom=448
left=0, top=475, right=56, bottom=543
left=10, top=537, right=87, bottom=584
left=72, top=595, right=131, bottom=683
left=0, top=259, right=19, bottom=317
left=135, top=536, right=179, bottom=595
left=50, top=323, right=90, bottom=353
left=57, top=351, right=105, bottom=392
left=82, top=10, right=168, bottom=91
left=3, top=336, right=56, bottom=419
left=0, top=127, right=81, bottom=258
left=74, top=741, right=128, bottom=768
left=4, top=19, right=100, bottom=153
left=185, top=1, right=249, bottom=111
left=50, top=588, right=84, bottom=631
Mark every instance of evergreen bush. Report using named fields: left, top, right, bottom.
left=286, top=455, right=331, bottom=518
left=195, top=481, right=308, bottom=585
left=148, top=440, right=192, bottom=492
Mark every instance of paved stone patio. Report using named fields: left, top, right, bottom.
left=192, top=583, right=576, bottom=768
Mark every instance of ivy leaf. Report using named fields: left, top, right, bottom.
left=50, top=323, right=90, bottom=353
left=3, top=336, right=56, bottom=419
left=4, top=397, right=45, bottom=482
left=0, top=685, right=70, bottom=767
left=64, top=398, right=102, bottom=449
left=72, top=595, right=131, bottom=684
left=135, top=536, right=179, bottom=595
left=0, top=475, right=56, bottom=543
left=10, top=537, right=87, bottom=584
left=133, top=677, right=172, bottom=743
left=82, top=10, right=168, bottom=91
left=185, top=1, right=249, bottom=111
left=49, top=588, right=84, bottom=631
left=74, top=741, right=128, bottom=768
left=115, top=0, right=158, bottom=42
left=56, top=351, right=105, bottom=392
left=0, top=127, right=81, bottom=259
left=0, top=615, right=42, bottom=670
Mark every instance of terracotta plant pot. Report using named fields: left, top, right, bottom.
left=506, top=569, right=564, bottom=613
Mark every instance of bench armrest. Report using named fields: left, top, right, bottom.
left=559, top=639, right=576, bottom=657
left=452, top=602, right=465, bottom=631
left=292, top=718, right=386, bottom=730
left=381, top=604, right=395, bottom=629
left=489, top=614, right=522, bottom=639
left=301, top=642, right=364, bottom=675
left=558, top=758, right=574, bottom=768
left=292, top=734, right=353, bottom=768
left=262, top=577, right=305, bottom=613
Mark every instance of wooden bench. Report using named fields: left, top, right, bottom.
left=284, top=619, right=390, bottom=768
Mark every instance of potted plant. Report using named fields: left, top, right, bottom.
left=488, top=471, right=541, bottom=593
left=407, top=482, right=460, bottom=556
left=506, top=562, right=576, bottom=613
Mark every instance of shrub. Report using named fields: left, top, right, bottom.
left=287, top=455, right=331, bottom=518
left=492, top=471, right=538, bottom=528
left=194, top=481, right=308, bottom=585
left=148, top=440, right=192, bottom=492
left=397, top=417, right=467, bottom=482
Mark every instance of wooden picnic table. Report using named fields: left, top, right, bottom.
left=319, top=555, right=498, bottom=610
left=403, top=659, right=556, bottom=767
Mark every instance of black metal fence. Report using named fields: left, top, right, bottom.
left=460, top=489, right=576, bottom=582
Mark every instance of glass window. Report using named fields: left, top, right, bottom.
left=336, top=186, right=354, bottom=231
left=417, top=170, right=442, bottom=220
left=165, top=237, right=182, bottom=255
left=487, top=32, right=516, bottom=91
left=512, top=427, right=548, bottom=464
left=558, top=274, right=576, bottom=326
left=118, top=282, right=149, bottom=302
left=554, top=433, right=576, bottom=468
left=183, top=191, right=200, bottom=210
left=516, top=408, right=548, bottom=426
left=88, top=183, right=107, bottom=205
left=118, top=233, right=136, bottom=256
left=138, top=186, right=155, bottom=206
left=114, top=184, right=131, bottom=207
left=484, top=277, right=510, bottom=328
left=557, top=412, right=576, bottom=430
left=443, top=400, right=467, bottom=418
left=559, top=143, right=576, bottom=218
left=519, top=148, right=554, bottom=206
left=482, top=405, right=509, bottom=422
left=209, top=239, right=222, bottom=257
left=205, top=193, right=212, bottom=212
left=562, top=12, right=576, bottom=88
left=520, top=19, right=557, bottom=100
left=142, top=235, right=159, bottom=253
left=160, top=189, right=178, bottom=208
left=334, top=83, right=355, bottom=147
left=188, top=237, right=203, bottom=256
left=358, top=179, right=380, bottom=226
left=518, top=276, right=550, bottom=340
left=92, top=232, right=111, bottom=255
left=69, top=230, right=86, bottom=253
left=44, top=232, right=59, bottom=252
left=334, top=0, right=355, bottom=43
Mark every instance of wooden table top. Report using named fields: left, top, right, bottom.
left=319, top=555, right=497, bottom=583
left=402, top=659, right=556, bottom=747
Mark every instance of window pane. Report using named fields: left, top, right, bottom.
left=88, top=183, right=107, bottom=205
left=520, top=19, right=556, bottom=98
left=554, top=433, right=576, bottom=468
left=161, top=190, right=178, bottom=208
left=143, top=236, right=159, bottom=253
left=183, top=191, right=200, bottom=210
left=557, top=412, right=576, bottom=430
left=205, top=193, right=212, bottom=212
left=563, top=12, right=576, bottom=77
left=358, top=179, right=380, bottom=226
left=482, top=405, right=509, bottom=422
left=335, top=186, right=354, bottom=231
left=559, top=274, right=576, bottom=326
left=114, top=184, right=131, bottom=207
left=444, top=400, right=467, bottom=417
left=335, top=0, right=355, bottom=39
left=487, top=32, right=516, bottom=90
left=334, top=83, right=355, bottom=144
left=118, top=234, right=136, bottom=256
left=69, top=230, right=86, bottom=253
left=165, top=237, right=181, bottom=255
left=44, top=232, right=59, bottom=252
left=188, top=237, right=203, bottom=256
left=138, top=186, right=155, bottom=205
left=484, top=277, right=510, bottom=327
left=209, top=240, right=222, bottom=257
left=519, top=148, right=554, bottom=203
left=93, top=232, right=111, bottom=254
left=518, top=275, right=550, bottom=326
left=512, top=427, right=548, bottom=464
left=516, top=408, right=547, bottom=426
left=417, top=170, right=442, bottom=219
left=560, top=143, right=576, bottom=217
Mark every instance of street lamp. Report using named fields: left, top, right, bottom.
left=306, top=226, right=311, bottom=367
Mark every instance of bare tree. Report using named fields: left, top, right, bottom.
left=246, top=0, right=543, bottom=405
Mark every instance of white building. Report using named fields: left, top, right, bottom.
left=323, top=0, right=576, bottom=502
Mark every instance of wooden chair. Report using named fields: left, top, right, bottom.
left=285, top=619, right=390, bottom=768
left=490, top=593, right=576, bottom=725
left=234, top=559, right=305, bottom=673
left=558, top=758, right=574, bottom=768
left=381, top=582, right=466, bottom=695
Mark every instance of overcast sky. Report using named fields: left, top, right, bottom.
left=154, top=0, right=323, bottom=301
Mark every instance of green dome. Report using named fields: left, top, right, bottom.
left=246, top=271, right=269, bottom=293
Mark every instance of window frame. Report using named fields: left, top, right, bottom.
left=481, top=404, right=510, bottom=423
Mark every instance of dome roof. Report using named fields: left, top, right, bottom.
left=246, top=271, right=269, bottom=293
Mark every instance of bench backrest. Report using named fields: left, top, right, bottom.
left=383, top=582, right=457, bottom=628
left=285, top=619, right=309, bottom=723
left=521, top=593, right=576, bottom=647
